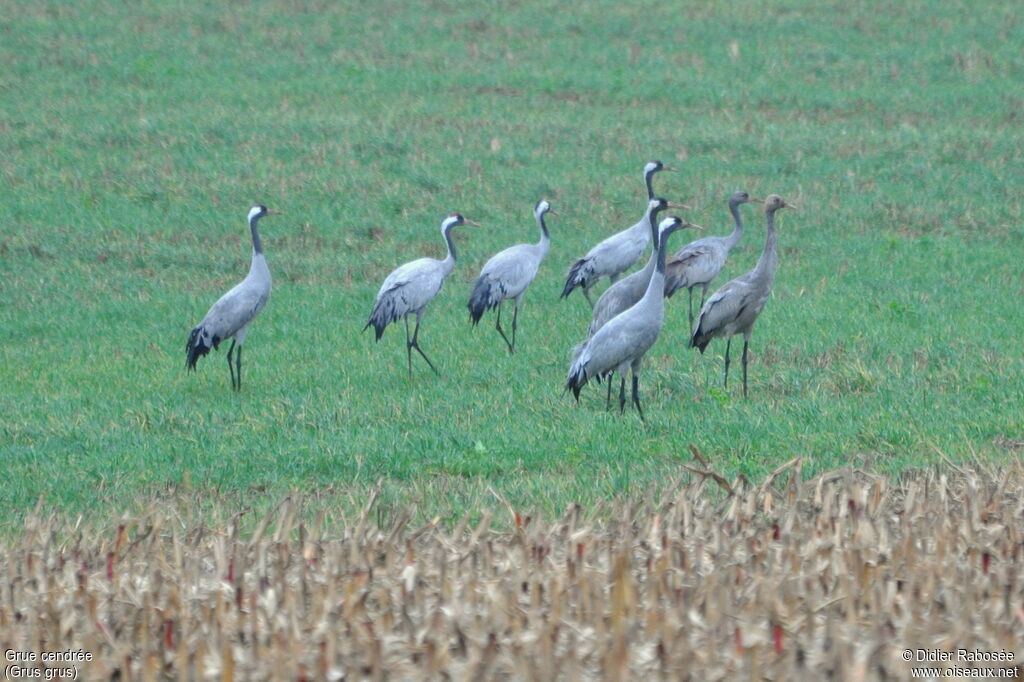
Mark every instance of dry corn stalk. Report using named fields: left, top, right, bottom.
left=1, top=466, right=1022, bottom=680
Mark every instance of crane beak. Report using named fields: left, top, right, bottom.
left=464, top=218, right=482, bottom=226
left=784, top=202, right=799, bottom=211
left=666, top=201, right=691, bottom=210
left=688, top=222, right=705, bottom=231
left=547, top=209, right=559, bottom=216
left=266, top=210, right=284, bottom=216
left=663, top=165, right=679, bottom=172
left=748, top=197, right=764, bottom=204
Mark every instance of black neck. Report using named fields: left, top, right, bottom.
left=250, top=215, right=263, bottom=254
left=647, top=204, right=666, bottom=247
left=655, top=227, right=673, bottom=274
left=645, top=169, right=656, bottom=200
left=538, top=212, right=549, bottom=239
left=443, top=223, right=457, bottom=262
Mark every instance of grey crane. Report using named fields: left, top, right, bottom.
left=665, top=190, right=763, bottom=329
left=691, top=194, right=796, bottom=397
left=571, top=198, right=702, bottom=406
left=186, top=204, right=282, bottom=391
left=561, top=160, right=681, bottom=305
left=566, top=216, right=697, bottom=421
left=468, top=199, right=554, bottom=353
left=365, top=212, right=479, bottom=375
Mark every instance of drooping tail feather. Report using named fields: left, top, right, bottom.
left=663, top=265, right=684, bottom=299
left=664, top=250, right=702, bottom=299
left=364, top=292, right=399, bottom=341
left=690, top=324, right=712, bottom=353
left=185, top=325, right=214, bottom=371
left=561, top=257, right=592, bottom=299
left=565, top=355, right=590, bottom=401
left=467, top=276, right=498, bottom=325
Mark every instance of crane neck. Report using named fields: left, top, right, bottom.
left=725, top=199, right=744, bottom=249
left=536, top=211, right=550, bottom=244
left=753, top=208, right=780, bottom=280
left=441, top=222, right=457, bottom=272
left=646, top=204, right=666, bottom=248
left=639, top=226, right=674, bottom=306
left=655, top=227, right=672, bottom=276
left=249, top=214, right=264, bottom=255
left=644, top=168, right=656, bottom=200
left=641, top=220, right=673, bottom=278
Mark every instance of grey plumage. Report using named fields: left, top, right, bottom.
left=665, top=190, right=762, bottom=329
left=468, top=200, right=553, bottom=353
left=186, top=204, right=281, bottom=391
left=561, top=161, right=680, bottom=305
left=583, top=198, right=682, bottom=339
left=566, top=216, right=697, bottom=420
left=691, top=194, right=795, bottom=397
left=570, top=199, right=702, bottom=405
left=365, top=212, right=479, bottom=375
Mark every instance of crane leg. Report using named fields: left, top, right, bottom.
left=226, top=339, right=238, bottom=391
left=410, top=317, right=439, bottom=375
left=404, top=317, right=413, bottom=376
left=582, top=287, right=594, bottom=309
left=723, top=337, right=732, bottom=389
left=631, top=373, right=645, bottom=423
left=495, top=304, right=514, bottom=354
left=699, top=284, right=708, bottom=311
left=605, top=373, right=614, bottom=410
left=618, top=376, right=627, bottom=413
left=742, top=339, right=749, bottom=399
left=687, top=288, right=695, bottom=331
left=510, top=302, right=519, bottom=353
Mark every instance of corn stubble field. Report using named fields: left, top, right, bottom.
left=2, top=464, right=1023, bottom=679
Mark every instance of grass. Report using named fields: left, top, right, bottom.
left=1, top=0, right=1023, bottom=524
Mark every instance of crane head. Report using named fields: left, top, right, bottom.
left=658, top=216, right=703, bottom=237
left=764, top=194, right=797, bottom=213
left=730, top=191, right=763, bottom=205
left=442, top=213, right=481, bottom=232
left=649, top=197, right=692, bottom=213
left=247, top=205, right=283, bottom=222
left=645, top=160, right=678, bottom=174
left=534, top=199, right=556, bottom=217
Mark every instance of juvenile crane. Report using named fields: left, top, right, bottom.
left=571, top=198, right=701, bottom=405
left=365, top=212, right=479, bottom=375
left=561, top=160, right=682, bottom=305
left=691, top=194, right=796, bottom=397
left=468, top=200, right=554, bottom=353
left=566, top=216, right=696, bottom=421
left=665, top=190, right=762, bottom=329
left=185, top=204, right=281, bottom=391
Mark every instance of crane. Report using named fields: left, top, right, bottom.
left=690, top=194, right=796, bottom=397
left=665, top=190, right=762, bottom=329
left=365, top=212, right=479, bottom=375
left=561, top=160, right=682, bottom=305
left=570, top=198, right=700, bottom=406
left=566, top=216, right=698, bottom=420
left=467, top=199, right=554, bottom=353
left=185, top=204, right=282, bottom=391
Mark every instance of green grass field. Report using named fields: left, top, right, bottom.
left=2, top=0, right=1022, bottom=525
